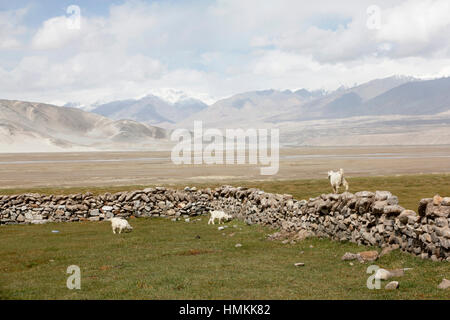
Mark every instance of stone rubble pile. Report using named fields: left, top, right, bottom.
left=0, top=186, right=449, bottom=261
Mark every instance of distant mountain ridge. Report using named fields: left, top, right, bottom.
left=2, top=75, right=450, bottom=151
left=173, top=75, right=424, bottom=128
left=65, top=75, right=430, bottom=128
left=90, top=93, right=208, bottom=126
left=0, top=99, right=169, bottom=152
left=362, top=77, right=450, bottom=116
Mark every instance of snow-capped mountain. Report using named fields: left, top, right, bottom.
left=90, top=93, right=208, bottom=127
left=33, top=75, right=450, bottom=148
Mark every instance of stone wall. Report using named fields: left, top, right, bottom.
left=0, top=186, right=449, bottom=261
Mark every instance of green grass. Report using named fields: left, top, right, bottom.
left=0, top=174, right=449, bottom=299
left=0, top=218, right=449, bottom=300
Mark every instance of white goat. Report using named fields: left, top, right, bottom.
left=110, top=217, right=133, bottom=234
left=208, top=210, right=233, bottom=225
left=328, top=168, right=349, bottom=193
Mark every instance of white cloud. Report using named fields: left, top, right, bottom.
left=377, top=0, right=450, bottom=44
left=242, top=50, right=450, bottom=92
left=375, top=0, right=450, bottom=57
left=0, top=7, right=28, bottom=49
left=32, top=16, right=79, bottom=49
left=1, top=0, right=450, bottom=105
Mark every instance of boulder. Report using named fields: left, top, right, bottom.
left=427, top=205, right=450, bottom=217
left=418, top=198, right=431, bottom=216
left=355, top=191, right=375, bottom=198
left=341, top=252, right=359, bottom=261
left=372, top=201, right=387, bottom=214
left=433, top=194, right=443, bottom=206
left=398, top=210, right=417, bottom=224
left=386, top=196, right=399, bottom=205
left=385, top=281, right=399, bottom=290
left=438, top=279, right=450, bottom=289
left=383, top=205, right=404, bottom=216
left=89, top=209, right=100, bottom=216
left=441, top=197, right=450, bottom=206
left=375, top=191, right=392, bottom=201
left=358, top=250, right=379, bottom=262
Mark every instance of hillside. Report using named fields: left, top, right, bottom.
left=0, top=100, right=170, bottom=152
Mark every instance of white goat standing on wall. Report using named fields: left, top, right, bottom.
left=328, top=168, right=349, bottom=194
left=208, top=210, right=233, bottom=225
left=110, top=217, right=133, bottom=234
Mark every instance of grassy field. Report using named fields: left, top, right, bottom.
left=0, top=218, right=448, bottom=300
left=0, top=174, right=449, bottom=300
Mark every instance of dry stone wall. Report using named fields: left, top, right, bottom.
left=0, top=186, right=449, bottom=261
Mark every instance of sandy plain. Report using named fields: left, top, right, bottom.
left=0, top=145, right=449, bottom=190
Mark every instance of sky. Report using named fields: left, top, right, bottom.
left=1, top=0, right=450, bottom=105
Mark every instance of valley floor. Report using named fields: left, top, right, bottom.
left=1, top=150, right=449, bottom=300
left=1, top=145, right=450, bottom=189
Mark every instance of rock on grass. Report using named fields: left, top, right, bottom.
left=341, top=250, right=378, bottom=263
left=358, top=251, right=379, bottom=262
left=437, top=279, right=450, bottom=289
left=385, top=281, right=399, bottom=290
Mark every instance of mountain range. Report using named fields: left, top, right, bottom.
left=0, top=100, right=168, bottom=152
left=1, top=75, right=450, bottom=152
left=180, top=75, right=419, bottom=127
left=89, top=94, right=208, bottom=127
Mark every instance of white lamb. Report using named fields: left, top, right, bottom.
left=110, top=217, right=133, bottom=234
left=328, top=168, right=349, bottom=194
left=208, top=210, right=233, bottom=225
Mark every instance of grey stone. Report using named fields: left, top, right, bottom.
left=385, top=281, right=399, bottom=290
left=386, top=196, right=399, bottom=205
left=89, top=209, right=100, bottom=216
left=398, top=210, right=417, bottom=224
left=383, top=205, right=404, bottom=216
left=341, top=252, right=359, bottom=261
left=355, top=191, right=375, bottom=198
left=375, top=191, right=392, bottom=201
left=437, top=278, right=450, bottom=289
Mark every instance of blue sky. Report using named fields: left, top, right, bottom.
left=0, top=0, right=121, bottom=19
left=1, top=0, right=450, bottom=105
